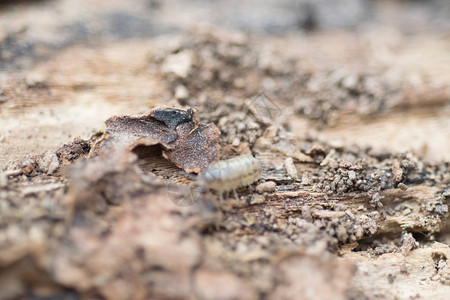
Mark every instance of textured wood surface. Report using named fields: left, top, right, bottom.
left=0, top=1, right=449, bottom=299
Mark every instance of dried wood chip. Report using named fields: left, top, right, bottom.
left=21, top=183, right=65, bottom=196
left=256, top=181, right=277, bottom=194
left=105, top=108, right=196, bottom=148
left=163, top=124, right=221, bottom=173
left=103, top=107, right=220, bottom=173
left=284, top=157, right=298, bottom=180
left=401, top=232, right=417, bottom=256
left=392, top=160, right=403, bottom=182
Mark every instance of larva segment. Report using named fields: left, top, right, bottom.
left=197, top=156, right=262, bottom=203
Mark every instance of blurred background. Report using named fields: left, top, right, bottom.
left=0, top=0, right=449, bottom=166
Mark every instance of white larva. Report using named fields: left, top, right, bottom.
left=197, top=156, right=262, bottom=203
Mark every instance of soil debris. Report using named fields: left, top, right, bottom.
left=56, top=137, right=92, bottom=168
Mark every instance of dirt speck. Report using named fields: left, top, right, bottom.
left=256, top=181, right=277, bottom=194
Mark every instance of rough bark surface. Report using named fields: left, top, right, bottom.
left=0, top=0, right=449, bottom=299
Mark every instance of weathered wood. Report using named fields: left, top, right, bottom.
left=0, top=1, right=449, bottom=299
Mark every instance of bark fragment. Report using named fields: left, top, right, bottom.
left=102, top=107, right=220, bottom=173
